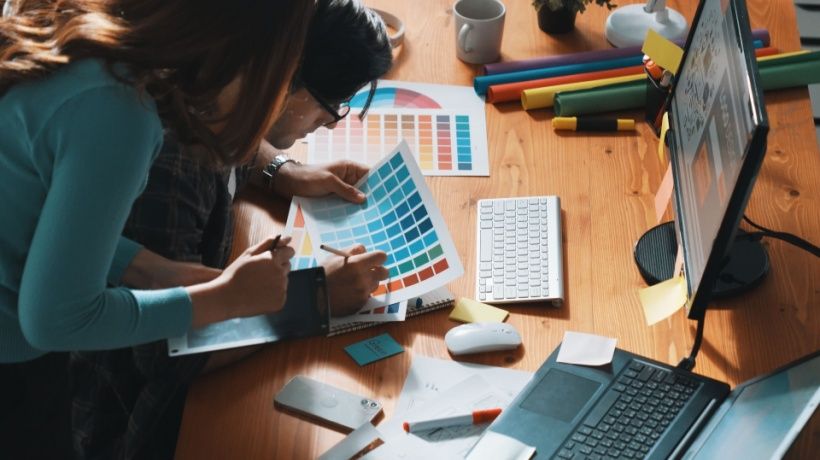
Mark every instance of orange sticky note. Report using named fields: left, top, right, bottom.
left=654, top=164, right=674, bottom=222
left=642, top=29, right=683, bottom=75
left=638, top=275, right=687, bottom=326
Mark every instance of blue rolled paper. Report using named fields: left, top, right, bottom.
left=474, top=55, right=644, bottom=95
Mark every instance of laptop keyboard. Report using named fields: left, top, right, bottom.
left=475, top=196, right=564, bottom=306
left=554, top=360, right=700, bottom=460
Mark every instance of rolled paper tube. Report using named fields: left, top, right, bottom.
left=521, top=73, right=647, bottom=110
left=487, top=65, right=644, bottom=103
left=759, top=55, right=820, bottom=90
left=553, top=80, right=647, bottom=116
left=551, top=50, right=820, bottom=117
left=474, top=55, right=643, bottom=95
left=481, top=28, right=771, bottom=75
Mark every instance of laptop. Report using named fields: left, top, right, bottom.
left=477, top=346, right=819, bottom=459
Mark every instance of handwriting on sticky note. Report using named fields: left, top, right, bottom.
left=344, top=333, right=404, bottom=366
left=556, top=331, right=617, bottom=366
left=638, top=275, right=687, bottom=326
left=450, top=298, right=509, bottom=323
left=642, top=29, right=684, bottom=75
left=654, top=164, right=674, bottom=223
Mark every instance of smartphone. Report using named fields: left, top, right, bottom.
left=274, top=375, right=382, bottom=432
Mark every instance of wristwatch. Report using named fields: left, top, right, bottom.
left=262, top=154, right=299, bottom=190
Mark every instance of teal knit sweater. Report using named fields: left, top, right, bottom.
left=0, top=59, right=193, bottom=362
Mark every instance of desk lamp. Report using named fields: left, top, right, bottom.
left=605, top=0, right=688, bottom=48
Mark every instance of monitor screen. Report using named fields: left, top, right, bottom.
left=667, top=0, right=768, bottom=317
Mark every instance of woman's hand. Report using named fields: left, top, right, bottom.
left=273, top=160, right=369, bottom=203
left=187, top=236, right=295, bottom=328
left=322, top=244, right=389, bottom=317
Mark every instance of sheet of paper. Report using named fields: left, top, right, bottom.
left=466, top=431, right=535, bottom=460
left=285, top=200, right=408, bottom=322
left=642, top=29, right=684, bottom=74
left=638, top=275, right=688, bottom=326
left=556, top=331, right=617, bottom=366
left=308, top=80, right=489, bottom=177
left=654, top=163, right=674, bottom=223
left=394, top=355, right=533, bottom=416
left=344, top=333, right=404, bottom=366
left=449, top=298, right=509, bottom=323
left=375, top=375, right=514, bottom=459
left=299, top=141, right=464, bottom=306
left=318, top=422, right=384, bottom=460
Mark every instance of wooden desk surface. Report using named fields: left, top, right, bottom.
left=176, top=1, right=819, bottom=458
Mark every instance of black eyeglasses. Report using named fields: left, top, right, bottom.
left=303, top=81, right=377, bottom=127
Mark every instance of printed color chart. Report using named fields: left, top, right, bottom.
left=299, top=141, right=464, bottom=305
left=308, top=80, right=489, bottom=176
left=284, top=201, right=407, bottom=322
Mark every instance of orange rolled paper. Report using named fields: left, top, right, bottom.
left=487, top=65, right=645, bottom=103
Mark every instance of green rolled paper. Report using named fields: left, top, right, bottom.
left=553, top=50, right=820, bottom=116
left=553, top=80, right=646, bottom=116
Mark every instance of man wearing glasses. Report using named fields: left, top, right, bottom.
left=70, top=1, right=393, bottom=458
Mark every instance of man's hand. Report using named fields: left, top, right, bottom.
left=323, top=244, right=389, bottom=317
left=273, top=160, right=369, bottom=203
left=122, top=248, right=222, bottom=289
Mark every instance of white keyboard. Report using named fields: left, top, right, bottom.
left=475, top=196, right=564, bottom=306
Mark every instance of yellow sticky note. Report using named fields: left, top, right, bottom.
left=654, top=164, right=674, bottom=223
left=642, top=29, right=683, bottom=75
left=450, top=297, right=509, bottom=323
left=658, top=112, right=670, bottom=163
left=638, top=275, right=687, bottom=326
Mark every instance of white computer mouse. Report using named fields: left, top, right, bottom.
left=444, top=322, right=522, bottom=355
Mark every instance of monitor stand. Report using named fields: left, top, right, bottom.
left=633, top=221, right=770, bottom=298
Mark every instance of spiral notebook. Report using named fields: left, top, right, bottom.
left=328, top=286, right=455, bottom=336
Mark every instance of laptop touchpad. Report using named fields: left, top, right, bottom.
left=520, top=369, right=601, bottom=423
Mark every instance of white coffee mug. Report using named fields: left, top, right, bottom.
left=453, top=0, right=506, bottom=64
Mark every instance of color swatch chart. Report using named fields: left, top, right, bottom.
left=308, top=80, right=489, bottom=177
left=299, top=141, right=464, bottom=305
left=284, top=201, right=406, bottom=322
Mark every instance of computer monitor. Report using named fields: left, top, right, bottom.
left=634, top=0, right=769, bottom=319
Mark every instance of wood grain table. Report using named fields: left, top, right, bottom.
left=175, top=1, right=820, bottom=457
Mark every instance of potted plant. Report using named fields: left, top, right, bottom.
left=532, top=0, right=617, bottom=34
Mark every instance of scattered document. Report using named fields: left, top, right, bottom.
left=638, top=275, right=688, bottom=326
left=394, top=355, right=533, bottom=414
left=374, top=375, right=514, bottom=459
left=449, top=298, right=509, bottom=323
left=318, top=422, right=384, bottom=460
left=556, top=331, right=617, bottom=366
left=466, top=431, right=535, bottom=460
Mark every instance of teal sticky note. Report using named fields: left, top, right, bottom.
left=344, top=333, right=404, bottom=366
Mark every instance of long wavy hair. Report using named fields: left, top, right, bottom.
left=0, top=0, right=315, bottom=166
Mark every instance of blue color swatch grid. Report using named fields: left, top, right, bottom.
left=299, top=141, right=463, bottom=305
left=283, top=201, right=407, bottom=321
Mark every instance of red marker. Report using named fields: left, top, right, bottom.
left=402, top=408, right=502, bottom=433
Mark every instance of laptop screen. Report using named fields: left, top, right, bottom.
left=684, top=353, right=820, bottom=459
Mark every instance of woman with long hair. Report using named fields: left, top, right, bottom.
left=0, top=0, right=315, bottom=455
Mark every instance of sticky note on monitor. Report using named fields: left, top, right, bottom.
left=449, top=297, right=509, bottom=323
left=642, top=29, right=684, bottom=75
left=344, top=333, right=404, bottom=366
left=638, top=275, right=687, bottom=326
